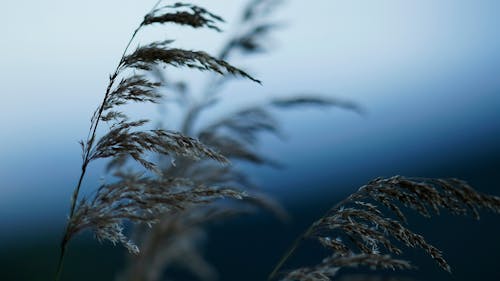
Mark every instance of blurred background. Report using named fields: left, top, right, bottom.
left=1, top=0, right=499, bottom=280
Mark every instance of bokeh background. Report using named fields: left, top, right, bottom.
left=1, top=0, right=499, bottom=280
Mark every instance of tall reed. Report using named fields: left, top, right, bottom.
left=270, top=176, right=500, bottom=280
left=52, top=1, right=500, bottom=281
left=55, top=1, right=261, bottom=280
left=116, top=0, right=361, bottom=279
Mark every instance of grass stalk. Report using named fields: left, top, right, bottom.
left=54, top=2, right=163, bottom=280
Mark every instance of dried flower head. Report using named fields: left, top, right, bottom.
left=143, top=3, right=225, bottom=31
left=115, top=1, right=362, bottom=280
left=55, top=2, right=260, bottom=280
left=272, top=176, right=500, bottom=281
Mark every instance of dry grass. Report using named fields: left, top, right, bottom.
left=56, top=1, right=323, bottom=280
left=52, top=1, right=499, bottom=281
left=271, top=176, right=500, bottom=281
left=55, top=1, right=260, bottom=280
left=115, top=1, right=357, bottom=280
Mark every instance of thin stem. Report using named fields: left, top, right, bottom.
left=69, top=165, right=87, bottom=217
left=268, top=189, right=366, bottom=280
left=181, top=9, right=251, bottom=135
left=54, top=235, right=69, bottom=281
left=180, top=77, right=221, bottom=135
left=85, top=0, right=163, bottom=150
left=268, top=225, right=315, bottom=280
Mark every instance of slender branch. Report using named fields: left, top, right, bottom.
left=268, top=191, right=365, bottom=280
left=69, top=164, right=88, bottom=218
left=268, top=224, right=314, bottom=280
left=180, top=4, right=270, bottom=136
left=54, top=233, right=70, bottom=281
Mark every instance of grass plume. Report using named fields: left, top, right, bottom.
left=116, top=1, right=360, bottom=279
left=55, top=2, right=260, bottom=280
left=49, top=2, right=498, bottom=281
left=270, top=176, right=500, bottom=280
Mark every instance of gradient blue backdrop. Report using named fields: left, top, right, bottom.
left=1, top=1, right=499, bottom=280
